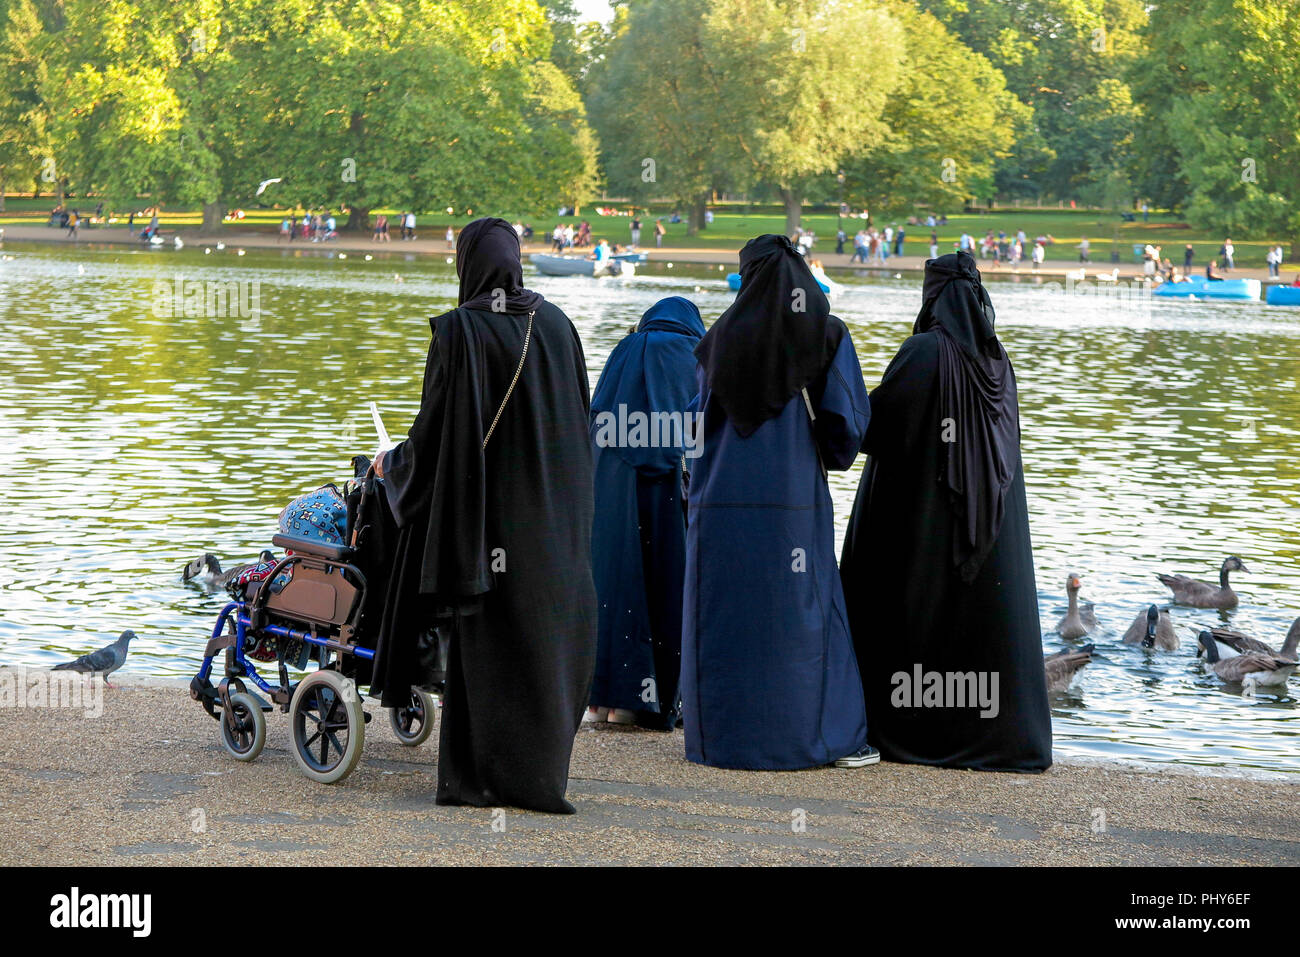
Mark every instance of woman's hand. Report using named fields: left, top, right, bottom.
left=372, top=449, right=387, bottom=478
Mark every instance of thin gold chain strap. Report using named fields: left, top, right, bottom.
left=482, top=310, right=534, bottom=451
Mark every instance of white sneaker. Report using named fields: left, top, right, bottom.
left=582, top=707, right=609, bottom=724
left=608, top=708, right=637, bottom=725
left=834, top=746, right=881, bottom=768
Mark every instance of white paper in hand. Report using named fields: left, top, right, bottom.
left=370, top=401, right=398, bottom=453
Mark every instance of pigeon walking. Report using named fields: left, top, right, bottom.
left=52, top=630, right=135, bottom=686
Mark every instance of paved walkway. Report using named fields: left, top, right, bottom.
left=1, top=670, right=1296, bottom=865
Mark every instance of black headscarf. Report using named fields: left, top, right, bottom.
left=914, top=251, right=1019, bottom=583
left=456, top=217, right=544, bottom=313
left=694, top=234, right=845, bottom=436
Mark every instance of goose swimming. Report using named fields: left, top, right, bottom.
left=1121, top=604, right=1178, bottom=650
left=1199, top=616, right=1300, bottom=662
left=1045, top=643, right=1094, bottom=692
left=1158, top=556, right=1248, bottom=609
left=1055, top=573, right=1098, bottom=638
left=1198, top=630, right=1296, bottom=691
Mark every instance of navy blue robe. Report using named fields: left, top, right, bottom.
left=589, top=297, right=705, bottom=729
left=682, top=330, right=870, bottom=769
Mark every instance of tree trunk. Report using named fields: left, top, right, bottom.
left=687, top=194, right=707, bottom=236
left=780, top=186, right=802, bottom=235
left=345, top=205, right=370, bottom=232
left=201, top=200, right=226, bottom=235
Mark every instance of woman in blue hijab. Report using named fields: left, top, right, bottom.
left=588, top=296, right=705, bottom=730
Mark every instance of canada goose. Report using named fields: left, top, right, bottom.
left=1199, top=616, right=1300, bottom=662
left=1045, top=643, right=1094, bottom=692
left=1055, top=574, right=1098, bottom=639
left=181, top=550, right=275, bottom=587
left=1122, top=604, right=1179, bottom=650
left=1198, top=630, right=1296, bottom=690
left=1158, top=556, right=1248, bottom=609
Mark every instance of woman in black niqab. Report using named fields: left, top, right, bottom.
left=915, top=251, right=1020, bottom=583
left=372, top=216, right=597, bottom=812
left=694, top=233, right=844, bottom=437
left=840, top=251, right=1050, bottom=772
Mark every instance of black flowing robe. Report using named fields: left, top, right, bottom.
left=839, top=332, right=1051, bottom=772
left=373, top=300, right=597, bottom=813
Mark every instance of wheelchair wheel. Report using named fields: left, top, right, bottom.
left=220, top=691, right=266, bottom=762
left=289, top=670, right=365, bottom=784
left=389, top=688, right=437, bottom=747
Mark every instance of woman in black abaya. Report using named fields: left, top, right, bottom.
left=371, top=217, right=597, bottom=813
left=839, top=251, right=1051, bottom=772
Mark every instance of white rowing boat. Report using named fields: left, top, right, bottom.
left=530, top=254, right=634, bottom=278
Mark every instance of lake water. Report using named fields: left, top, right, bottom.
left=3, top=241, right=1299, bottom=774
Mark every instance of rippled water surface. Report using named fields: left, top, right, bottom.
left=3, top=241, right=1299, bottom=773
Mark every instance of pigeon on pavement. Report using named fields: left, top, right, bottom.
left=52, top=630, right=135, bottom=686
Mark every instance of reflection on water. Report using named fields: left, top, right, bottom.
left=2, top=243, right=1299, bottom=773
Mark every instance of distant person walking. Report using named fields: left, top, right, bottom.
left=654, top=218, right=666, bottom=248
left=1184, top=244, right=1194, bottom=271
left=279, top=217, right=291, bottom=243
left=852, top=229, right=867, bottom=263
left=446, top=225, right=455, bottom=249
left=894, top=226, right=905, bottom=256
left=929, top=231, right=939, bottom=260
left=1221, top=238, right=1235, bottom=270
left=629, top=215, right=642, bottom=248
left=1078, top=236, right=1090, bottom=262
left=1267, top=244, right=1281, bottom=278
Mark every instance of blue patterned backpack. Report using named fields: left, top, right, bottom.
left=277, top=484, right=347, bottom=545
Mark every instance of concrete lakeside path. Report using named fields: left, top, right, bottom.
left=3, top=223, right=1294, bottom=285
left=1, top=669, right=1296, bottom=866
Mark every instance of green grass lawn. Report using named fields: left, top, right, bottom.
left=3, top=196, right=1288, bottom=267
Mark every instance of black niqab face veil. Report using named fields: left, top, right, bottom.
left=694, top=234, right=844, bottom=436
left=456, top=217, right=544, bottom=313
left=914, top=251, right=1020, bottom=583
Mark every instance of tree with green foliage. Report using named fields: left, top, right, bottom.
left=590, top=0, right=907, bottom=234
left=586, top=0, right=736, bottom=234
left=7, top=0, right=597, bottom=229
left=919, top=0, right=1147, bottom=202
left=0, top=0, right=56, bottom=209
left=838, top=2, right=1029, bottom=216
left=1135, top=0, right=1299, bottom=257
left=706, top=0, right=906, bottom=233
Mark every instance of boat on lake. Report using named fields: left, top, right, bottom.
left=1153, top=275, right=1261, bottom=301
left=530, top=254, right=634, bottom=278
left=1265, top=284, right=1300, bottom=306
left=727, top=270, right=838, bottom=296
